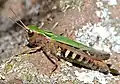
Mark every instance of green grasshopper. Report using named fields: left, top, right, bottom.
left=9, top=9, right=119, bottom=75
left=27, top=25, right=110, bottom=60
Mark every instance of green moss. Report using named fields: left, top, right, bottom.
left=23, top=73, right=33, bottom=82
left=4, top=63, right=13, bottom=73
left=72, top=79, right=81, bottom=84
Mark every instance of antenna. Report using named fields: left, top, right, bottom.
left=9, top=7, right=29, bottom=32
left=9, top=17, right=25, bottom=29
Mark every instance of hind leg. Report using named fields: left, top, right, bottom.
left=42, top=50, right=59, bottom=76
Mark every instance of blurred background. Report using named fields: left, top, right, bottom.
left=0, top=0, right=61, bottom=63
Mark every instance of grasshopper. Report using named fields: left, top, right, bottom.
left=9, top=8, right=119, bottom=75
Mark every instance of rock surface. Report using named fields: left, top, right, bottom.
left=0, top=0, right=120, bottom=84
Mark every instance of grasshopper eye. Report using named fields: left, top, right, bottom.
left=28, top=31, right=34, bottom=37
